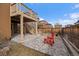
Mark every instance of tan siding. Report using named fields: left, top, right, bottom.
left=0, top=3, right=11, bottom=39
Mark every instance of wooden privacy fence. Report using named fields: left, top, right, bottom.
left=63, top=24, right=79, bottom=49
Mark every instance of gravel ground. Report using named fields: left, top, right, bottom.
left=11, top=34, right=69, bottom=56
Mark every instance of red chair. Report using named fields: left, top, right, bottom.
left=44, top=32, right=55, bottom=46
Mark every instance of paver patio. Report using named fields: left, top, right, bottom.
left=11, top=34, right=69, bottom=56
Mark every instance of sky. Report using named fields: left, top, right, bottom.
left=24, top=3, right=79, bottom=27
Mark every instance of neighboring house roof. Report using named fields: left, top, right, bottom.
left=75, top=20, right=79, bottom=24
left=39, top=20, right=48, bottom=24
left=38, top=20, right=53, bottom=29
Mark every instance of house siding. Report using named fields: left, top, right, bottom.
left=0, top=3, right=11, bottom=39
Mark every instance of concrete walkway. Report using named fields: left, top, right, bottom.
left=11, top=34, right=69, bottom=56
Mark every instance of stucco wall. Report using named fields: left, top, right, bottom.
left=0, top=3, right=11, bottom=40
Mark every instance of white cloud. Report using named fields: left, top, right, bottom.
left=73, top=4, right=79, bottom=9
left=39, top=17, right=45, bottom=21
left=58, top=13, right=79, bottom=27
left=64, top=14, right=67, bottom=16
left=69, top=13, right=79, bottom=22
left=39, top=12, right=79, bottom=27
left=69, top=13, right=79, bottom=19
left=58, top=19, right=76, bottom=27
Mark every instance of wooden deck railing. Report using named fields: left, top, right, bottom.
left=10, top=3, right=38, bottom=20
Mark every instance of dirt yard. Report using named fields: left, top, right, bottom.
left=8, top=41, right=48, bottom=56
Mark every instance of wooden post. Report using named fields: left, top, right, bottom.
left=35, top=22, right=38, bottom=34
left=20, top=14, right=24, bottom=44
